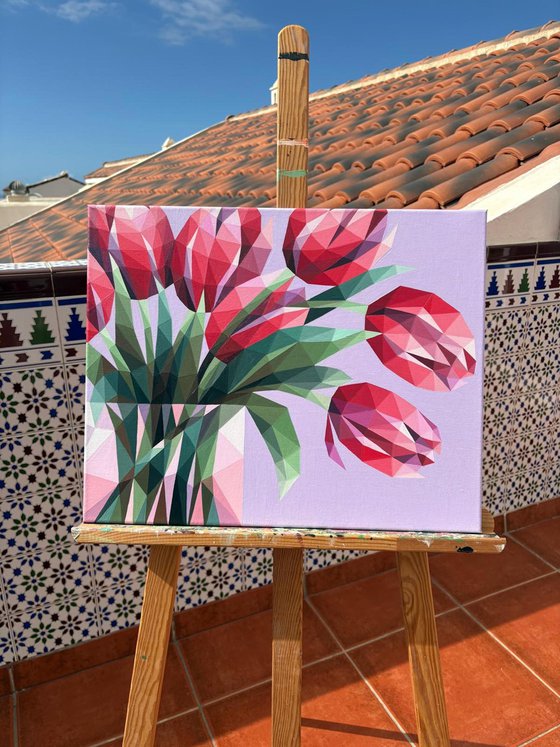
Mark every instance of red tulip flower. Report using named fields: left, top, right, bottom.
left=283, top=208, right=391, bottom=286
left=89, top=205, right=174, bottom=298
left=171, top=208, right=271, bottom=312
left=365, top=286, right=476, bottom=391
left=86, top=252, right=115, bottom=341
left=205, top=274, right=308, bottom=362
left=326, top=383, right=442, bottom=477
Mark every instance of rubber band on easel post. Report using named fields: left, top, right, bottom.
left=277, top=139, right=309, bottom=148
left=277, top=169, right=308, bottom=178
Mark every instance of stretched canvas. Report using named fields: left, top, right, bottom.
left=84, top=206, right=486, bottom=532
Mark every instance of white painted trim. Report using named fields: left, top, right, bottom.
left=465, top=156, right=560, bottom=219
left=464, top=156, right=560, bottom=244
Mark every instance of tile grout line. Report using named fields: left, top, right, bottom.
left=431, top=577, right=560, bottom=701
left=457, top=568, right=557, bottom=606
left=173, top=640, right=218, bottom=747
left=305, top=595, right=416, bottom=746
left=506, top=531, right=559, bottom=571
left=86, top=705, right=201, bottom=747
left=342, top=604, right=460, bottom=656
left=516, top=721, right=560, bottom=746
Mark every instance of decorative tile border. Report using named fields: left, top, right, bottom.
left=0, top=248, right=558, bottom=665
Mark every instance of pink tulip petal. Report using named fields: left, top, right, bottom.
left=365, top=286, right=476, bottom=391
left=283, top=208, right=389, bottom=286
left=327, top=383, right=442, bottom=478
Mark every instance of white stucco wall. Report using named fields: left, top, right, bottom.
left=465, top=156, right=560, bottom=245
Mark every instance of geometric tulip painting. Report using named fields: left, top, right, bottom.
left=84, top=206, right=486, bottom=532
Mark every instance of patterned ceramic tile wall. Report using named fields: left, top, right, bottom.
left=483, top=242, right=560, bottom=515
left=0, top=247, right=558, bottom=665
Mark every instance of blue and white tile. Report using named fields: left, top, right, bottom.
left=244, top=547, right=273, bottom=589
left=90, top=543, right=147, bottom=589
left=175, top=545, right=248, bottom=610
left=55, top=297, right=87, bottom=363
left=11, top=590, right=99, bottom=661
left=0, top=588, right=15, bottom=666
left=0, top=486, right=82, bottom=557
left=65, top=361, right=86, bottom=430
left=0, top=365, right=72, bottom=435
left=1, top=543, right=94, bottom=613
left=96, top=579, right=144, bottom=635
left=305, top=548, right=364, bottom=573
left=0, top=298, right=62, bottom=368
left=0, top=428, right=80, bottom=501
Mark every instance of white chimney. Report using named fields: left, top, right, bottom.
left=269, top=79, right=278, bottom=106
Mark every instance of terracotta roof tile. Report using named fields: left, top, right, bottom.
left=512, top=77, right=560, bottom=103
left=456, top=102, right=525, bottom=135
left=527, top=98, right=560, bottom=126
left=1, top=22, right=559, bottom=262
left=361, top=162, right=439, bottom=203
left=424, top=153, right=519, bottom=205
left=500, top=121, right=560, bottom=160
left=461, top=121, right=543, bottom=163
left=388, top=159, right=474, bottom=206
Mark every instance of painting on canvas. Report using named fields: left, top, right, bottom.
left=84, top=206, right=485, bottom=532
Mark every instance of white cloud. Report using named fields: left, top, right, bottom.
left=4, top=0, right=114, bottom=22
left=150, top=0, right=264, bottom=45
left=4, top=0, right=31, bottom=8
left=48, top=0, right=113, bottom=22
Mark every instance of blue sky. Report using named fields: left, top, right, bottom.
left=1, top=0, right=558, bottom=187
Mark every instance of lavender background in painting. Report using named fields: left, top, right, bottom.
left=240, top=209, right=487, bottom=533
left=85, top=206, right=486, bottom=533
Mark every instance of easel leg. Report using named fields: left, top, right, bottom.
left=397, top=551, right=450, bottom=747
left=272, top=547, right=304, bottom=747
left=123, top=545, right=182, bottom=747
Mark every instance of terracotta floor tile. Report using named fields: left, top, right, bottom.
left=310, top=568, right=454, bottom=648
left=1, top=695, right=13, bottom=746
left=14, top=626, right=138, bottom=690
left=179, top=602, right=336, bottom=703
left=468, top=574, right=560, bottom=691
left=0, top=666, right=10, bottom=697
left=511, top=518, right=560, bottom=568
left=104, top=709, right=211, bottom=746
left=17, top=647, right=194, bottom=747
left=430, top=536, right=549, bottom=603
left=506, top=497, right=560, bottom=531
left=350, top=608, right=560, bottom=746
left=175, top=584, right=272, bottom=639
left=206, top=654, right=410, bottom=745
left=525, top=725, right=560, bottom=744
left=306, top=552, right=396, bottom=595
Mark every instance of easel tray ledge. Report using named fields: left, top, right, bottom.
left=73, top=510, right=504, bottom=554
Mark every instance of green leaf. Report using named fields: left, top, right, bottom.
left=232, top=365, right=351, bottom=395
left=187, top=404, right=245, bottom=524
left=244, top=393, right=300, bottom=498
left=201, top=326, right=372, bottom=400
left=208, top=269, right=295, bottom=353
left=170, top=309, right=205, bottom=403
left=305, top=264, right=411, bottom=322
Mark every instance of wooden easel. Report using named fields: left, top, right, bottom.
left=74, top=25, right=506, bottom=747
